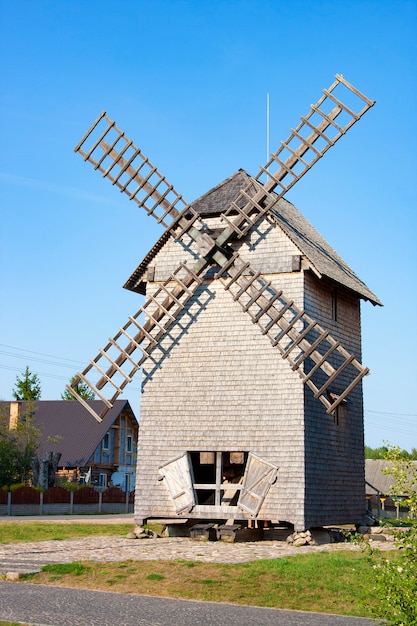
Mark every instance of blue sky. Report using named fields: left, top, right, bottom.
left=1, top=0, right=416, bottom=450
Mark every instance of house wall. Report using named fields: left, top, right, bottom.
left=86, top=410, right=138, bottom=486
left=303, top=273, right=366, bottom=527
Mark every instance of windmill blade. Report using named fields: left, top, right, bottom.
left=217, top=74, right=375, bottom=242
left=70, top=75, right=373, bottom=419
left=66, top=261, right=205, bottom=421
left=74, top=111, right=202, bottom=240
left=215, top=253, right=369, bottom=414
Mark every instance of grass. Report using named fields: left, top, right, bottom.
left=18, top=550, right=400, bottom=619
left=0, top=522, right=134, bottom=543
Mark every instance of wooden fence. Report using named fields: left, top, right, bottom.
left=0, top=485, right=135, bottom=516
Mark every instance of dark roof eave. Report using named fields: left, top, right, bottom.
left=123, top=230, right=171, bottom=294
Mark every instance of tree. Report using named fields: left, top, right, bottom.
left=365, top=445, right=417, bottom=460
left=12, top=366, right=41, bottom=401
left=366, top=443, right=417, bottom=625
left=365, top=445, right=388, bottom=459
left=383, top=443, right=417, bottom=517
left=0, top=401, right=42, bottom=486
left=61, top=375, right=95, bottom=401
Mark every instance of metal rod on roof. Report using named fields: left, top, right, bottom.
left=266, top=92, right=270, bottom=163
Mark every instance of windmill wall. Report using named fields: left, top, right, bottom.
left=134, top=216, right=366, bottom=530
left=303, top=274, right=366, bottom=528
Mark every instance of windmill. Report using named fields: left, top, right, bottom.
left=68, top=75, right=380, bottom=532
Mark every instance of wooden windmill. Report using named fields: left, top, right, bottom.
left=68, top=75, right=381, bottom=532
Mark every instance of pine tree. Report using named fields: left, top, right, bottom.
left=61, top=375, right=95, bottom=401
left=12, top=366, right=41, bottom=401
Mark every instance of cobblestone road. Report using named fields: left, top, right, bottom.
left=0, top=532, right=394, bottom=576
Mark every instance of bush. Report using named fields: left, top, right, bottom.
left=9, top=483, right=27, bottom=492
left=56, top=479, right=87, bottom=492
left=367, top=528, right=417, bottom=625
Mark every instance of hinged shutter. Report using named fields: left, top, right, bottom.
left=237, top=453, right=278, bottom=517
left=159, top=453, right=196, bottom=514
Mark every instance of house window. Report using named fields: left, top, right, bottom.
left=102, top=433, right=109, bottom=450
left=126, top=435, right=132, bottom=453
left=125, top=473, right=133, bottom=492
left=99, top=473, right=107, bottom=487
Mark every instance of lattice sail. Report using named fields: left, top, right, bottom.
left=218, top=74, right=375, bottom=241
left=216, top=254, right=369, bottom=414
left=70, top=75, right=374, bottom=419
left=74, top=112, right=201, bottom=238
left=66, top=262, right=204, bottom=421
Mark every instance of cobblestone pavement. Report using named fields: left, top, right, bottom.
left=0, top=533, right=395, bottom=577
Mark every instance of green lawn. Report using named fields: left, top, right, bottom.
left=0, top=522, right=133, bottom=543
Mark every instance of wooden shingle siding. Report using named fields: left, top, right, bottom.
left=136, top=285, right=306, bottom=522
left=136, top=222, right=306, bottom=529
left=303, top=273, right=365, bottom=527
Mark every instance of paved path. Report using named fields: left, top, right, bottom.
left=0, top=582, right=380, bottom=625
left=0, top=516, right=395, bottom=576
left=0, top=533, right=384, bottom=576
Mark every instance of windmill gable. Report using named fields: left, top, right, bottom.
left=125, top=170, right=381, bottom=307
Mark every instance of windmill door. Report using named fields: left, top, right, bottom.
left=237, top=453, right=278, bottom=517
left=159, top=453, right=196, bottom=514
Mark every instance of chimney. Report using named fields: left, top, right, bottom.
left=9, top=401, right=20, bottom=429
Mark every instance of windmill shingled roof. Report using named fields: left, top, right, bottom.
left=0, top=400, right=137, bottom=468
left=269, top=198, right=382, bottom=305
left=123, top=170, right=381, bottom=305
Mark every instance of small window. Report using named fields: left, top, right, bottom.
left=331, top=287, right=338, bottom=322
left=102, top=433, right=109, bottom=450
left=99, top=473, right=107, bottom=487
left=126, top=435, right=132, bottom=453
left=327, top=392, right=346, bottom=425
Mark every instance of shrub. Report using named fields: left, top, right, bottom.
left=9, top=483, right=27, bottom=492
left=362, top=528, right=417, bottom=625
